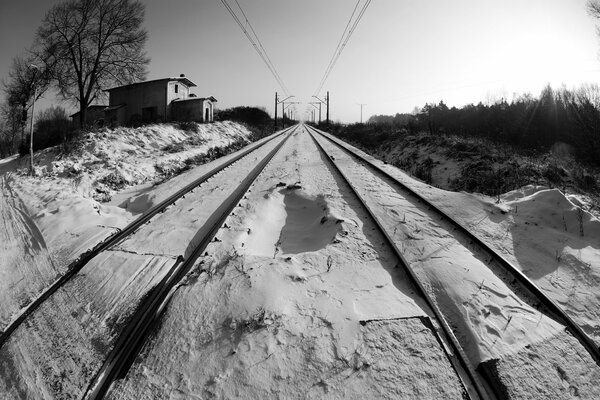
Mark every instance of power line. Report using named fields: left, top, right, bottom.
left=220, top=0, right=290, bottom=96
left=232, top=0, right=290, bottom=95
left=314, top=0, right=373, bottom=96
left=314, top=0, right=360, bottom=96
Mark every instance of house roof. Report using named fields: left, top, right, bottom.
left=105, top=77, right=197, bottom=92
left=172, top=96, right=218, bottom=103
left=104, top=104, right=126, bottom=112
left=70, top=105, right=107, bottom=117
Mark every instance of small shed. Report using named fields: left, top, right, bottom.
left=171, top=96, right=217, bottom=122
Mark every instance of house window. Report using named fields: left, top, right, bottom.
left=174, top=84, right=179, bottom=94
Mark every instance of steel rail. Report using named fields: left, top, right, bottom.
left=0, top=126, right=296, bottom=351
left=305, top=125, right=491, bottom=400
left=306, top=124, right=600, bottom=368
left=84, top=125, right=298, bottom=400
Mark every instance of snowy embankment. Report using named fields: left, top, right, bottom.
left=352, top=131, right=600, bottom=348
left=0, top=121, right=251, bottom=332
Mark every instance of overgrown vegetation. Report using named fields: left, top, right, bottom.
left=365, top=84, right=600, bottom=165
left=153, top=137, right=250, bottom=183
left=318, top=85, right=600, bottom=207
left=18, top=106, right=74, bottom=155
left=215, top=106, right=275, bottom=141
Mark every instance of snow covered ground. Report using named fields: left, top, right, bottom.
left=0, top=122, right=250, bottom=337
left=107, top=125, right=467, bottom=399
left=0, top=122, right=599, bottom=399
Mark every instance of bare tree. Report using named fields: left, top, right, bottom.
left=2, top=55, right=50, bottom=168
left=3, top=55, right=49, bottom=129
left=33, top=0, right=149, bottom=126
left=0, top=101, right=25, bottom=157
left=588, top=1, right=600, bottom=40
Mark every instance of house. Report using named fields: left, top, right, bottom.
left=70, top=105, right=107, bottom=129
left=104, top=74, right=216, bottom=126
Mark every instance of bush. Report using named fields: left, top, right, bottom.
left=215, top=106, right=274, bottom=140
left=19, top=106, right=74, bottom=155
left=176, top=121, right=200, bottom=133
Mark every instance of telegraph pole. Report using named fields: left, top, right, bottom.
left=278, top=95, right=294, bottom=129
left=29, top=64, right=39, bottom=176
left=274, top=92, right=278, bottom=129
left=312, top=93, right=329, bottom=125
left=283, top=101, right=299, bottom=127
left=326, top=91, right=330, bottom=125
left=309, top=102, right=321, bottom=124
left=358, top=103, right=366, bottom=124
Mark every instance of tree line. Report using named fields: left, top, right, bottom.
left=366, top=84, right=600, bottom=165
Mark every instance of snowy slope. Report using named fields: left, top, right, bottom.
left=0, top=121, right=251, bottom=341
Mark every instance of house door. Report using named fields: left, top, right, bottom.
left=205, top=107, right=209, bottom=122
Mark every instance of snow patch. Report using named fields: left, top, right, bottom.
left=243, top=185, right=342, bottom=257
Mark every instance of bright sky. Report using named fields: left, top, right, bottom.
left=1, top=0, right=600, bottom=122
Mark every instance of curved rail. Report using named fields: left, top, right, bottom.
left=305, top=125, right=490, bottom=400
left=306, top=123, right=600, bottom=368
left=84, top=125, right=298, bottom=400
left=0, top=125, right=296, bottom=351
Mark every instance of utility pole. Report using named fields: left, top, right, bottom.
left=312, top=93, right=329, bottom=125
left=29, top=64, right=39, bottom=176
left=274, top=92, right=278, bottom=129
left=358, top=103, right=367, bottom=124
left=326, top=91, right=329, bottom=125
left=283, top=102, right=299, bottom=127
left=309, top=102, right=321, bottom=124
left=278, top=95, right=294, bottom=129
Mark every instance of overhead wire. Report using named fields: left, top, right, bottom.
left=220, top=0, right=290, bottom=96
left=232, top=0, right=290, bottom=95
left=314, top=0, right=361, bottom=97
left=314, top=0, right=373, bottom=96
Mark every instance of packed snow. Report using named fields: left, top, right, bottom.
left=0, top=123, right=599, bottom=399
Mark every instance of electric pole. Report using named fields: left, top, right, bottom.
left=29, top=64, right=39, bottom=176
left=282, top=101, right=299, bottom=128
left=358, top=103, right=367, bottom=124
left=309, top=102, right=321, bottom=124
left=311, top=92, right=329, bottom=125
left=278, top=95, right=294, bottom=129
left=274, top=92, right=278, bottom=129
left=326, top=91, right=329, bottom=125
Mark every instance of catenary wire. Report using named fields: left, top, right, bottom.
left=220, top=0, right=290, bottom=96
left=314, top=0, right=372, bottom=96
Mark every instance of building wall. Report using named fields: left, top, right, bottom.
left=105, top=106, right=127, bottom=127
left=108, top=80, right=192, bottom=125
left=171, top=99, right=203, bottom=122
left=71, top=107, right=107, bottom=129
left=171, top=99, right=216, bottom=123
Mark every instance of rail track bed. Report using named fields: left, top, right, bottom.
left=1, top=124, right=599, bottom=399
left=0, top=126, right=296, bottom=399
left=103, top=124, right=473, bottom=399
left=307, top=124, right=600, bottom=399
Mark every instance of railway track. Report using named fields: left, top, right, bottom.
left=0, top=126, right=296, bottom=399
left=83, top=126, right=296, bottom=399
left=3, top=123, right=598, bottom=399
left=305, top=125, right=488, bottom=399
left=305, top=123, right=600, bottom=398
left=0, top=126, right=295, bottom=352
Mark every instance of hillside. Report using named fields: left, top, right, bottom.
left=0, top=121, right=252, bottom=329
